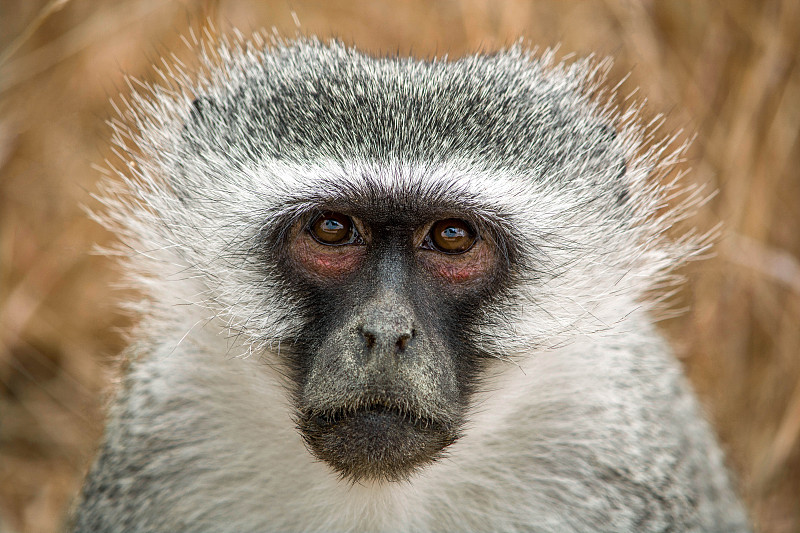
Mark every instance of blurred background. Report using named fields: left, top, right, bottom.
left=0, top=0, right=798, bottom=531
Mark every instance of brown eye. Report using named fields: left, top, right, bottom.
left=426, top=219, right=476, bottom=254
left=309, top=212, right=357, bottom=245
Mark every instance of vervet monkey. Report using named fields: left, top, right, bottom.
left=72, top=34, right=750, bottom=532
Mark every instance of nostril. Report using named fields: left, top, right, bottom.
left=396, top=333, right=411, bottom=351
left=363, top=331, right=376, bottom=349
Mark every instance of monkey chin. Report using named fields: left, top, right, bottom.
left=298, top=402, right=458, bottom=483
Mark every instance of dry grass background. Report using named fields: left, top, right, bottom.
left=0, top=0, right=798, bottom=531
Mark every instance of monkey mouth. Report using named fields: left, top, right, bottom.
left=298, top=400, right=458, bottom=482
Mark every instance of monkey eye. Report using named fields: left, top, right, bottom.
left=424, top=219, right=477, bottom=254
left=308, top=212, right=360, bottom=246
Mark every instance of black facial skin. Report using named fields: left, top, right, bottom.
left=268, top=198, right=515, bottom=483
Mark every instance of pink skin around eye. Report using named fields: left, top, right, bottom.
left=431, top=262, right=485, bottom=283
left=421, top=242, right=494, bottom=284
left=293, top=236, right=365, bottom=280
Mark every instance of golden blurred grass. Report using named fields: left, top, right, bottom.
left=1, top=1, right=798, bottom=532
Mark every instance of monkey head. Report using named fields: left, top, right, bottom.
left=115, top=38, right=679, bottom=486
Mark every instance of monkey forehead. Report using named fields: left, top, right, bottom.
left=239, top=157, right=580, bottom=235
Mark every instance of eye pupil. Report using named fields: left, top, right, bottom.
left=310, top=212, right=353, bottom=245
left=429, top=219, right=476, bottom=254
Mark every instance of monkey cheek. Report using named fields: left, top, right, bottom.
left=298, top=408, right=457, bottom=482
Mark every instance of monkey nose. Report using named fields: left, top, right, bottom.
left=358, top=308, right=416, bottom=354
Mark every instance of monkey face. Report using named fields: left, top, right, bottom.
left=267, top=201, right=514, bottom=482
